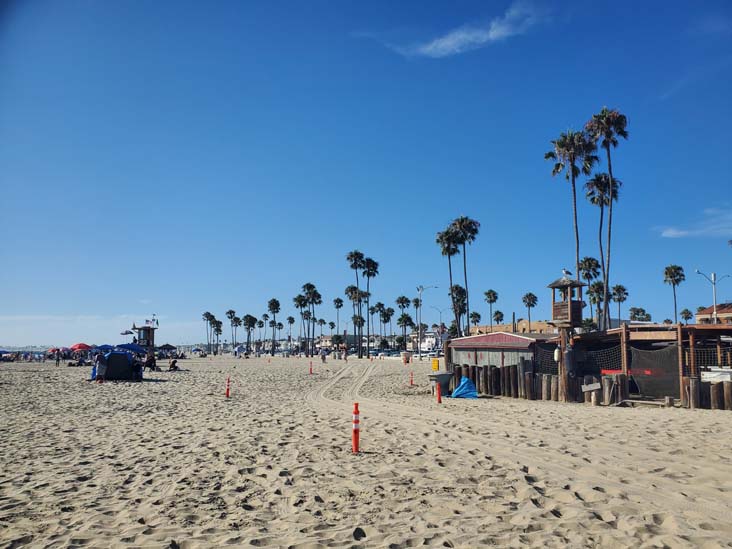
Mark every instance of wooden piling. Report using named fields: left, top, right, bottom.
left=583, top=375, right=592, bottom=404
left=492, top=366, right=500, bottom=395
left=510, top=365, right=518, bottom=398
left=689, top=378, right=700, bottom=409
left=517, top=361, right=525, bottom=399
left=525, top=372, right=534, bottom=400
left=681, top=376, right=690, bottom=408
left=700, top=381, right=711, bottom=409
left=469, top=365, right=477, bottom=386
left=602, top=376, right=613, bottom=406
left=724, top=381, right=732, bottom=411
left=550, top=375, right=559, bottom=401
left=711, top=383, right=723, bottom=410
left=542, top=374, right=550, bottom=400
left=664, top=396, right=674, bottom=408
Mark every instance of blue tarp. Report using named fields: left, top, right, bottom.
left=450, top=376, right=478, bottom=399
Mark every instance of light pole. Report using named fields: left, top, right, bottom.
left=696, top=269, right=730, bottom=324
left=416, top=285, right=437, bottom=360
left=431, top=306, right=449, bottom=349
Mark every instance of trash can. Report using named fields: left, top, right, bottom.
left=428, top=372, right=453, bottom=397
left=401, top=351, right=412, bottom=364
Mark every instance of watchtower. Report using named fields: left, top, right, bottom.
left=132, top=318, right=158, bottom=354
left=548, top=276, right=585, bottom=329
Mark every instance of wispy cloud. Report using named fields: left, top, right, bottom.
left=392, top=0, right=548, bottom=58
left=659, top=55, right=732, bottom=101
left=659, top=207, right=732, bottom=238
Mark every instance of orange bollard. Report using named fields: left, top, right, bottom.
left=268, top=358, right=271, bottom=364
left=225, top=376, right=230, bottom=398
left=309, top=361, right=313, bottom=375
left=409, top=371, right=414, bottom=386
left=352, top=402, right=360, bottom=453
left=436, top=381, right=442, bottom=404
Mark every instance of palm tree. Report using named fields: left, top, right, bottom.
left=232, top=316, right=241, bottom=349
left=318, top=318, right=326, bottom=341
left=276, top=322, right=284, bottom=344
left=484, top=290, right=498, bottom=332
left=587, top=281, right=605, bottom=326
left=611, top=284, right=628, bottom=325
left=293, top=294, right=308, bottom=354
left=261, top=313, right=269, bottom=350
left=469, top=311, right=481, bottom=332
left=396, top=313, right=414, bottom=350
left=663, top=265, right=685, bottom=323
left=493, top=310, right=504, bottom=325
left=451, top=216, right=480, bottom=336
left=585, top=172, right=621, bottom=328
left=578, top=256, right=601, bottom=328
left=451, top=285, right=467, bottom=330
left=302, top=283, right=321, bottom=356
left=352, top=314, right=364, bottom=350
left=329, top=321, right=336, bottom=335
left=213, top=319, right=223, bottom=354
left=362, top=257, right=379, bottom=356
left=267, top=299, right=280, bottom=356
left=373, top=302, right=385, bottom=340
left=226, top=309, right=236, bottom=348
left=586, top=108, right=628, bottom=331
left=396, top=296, right=410, bottom=314
left=680, top=308, right=693, bottom=325
left=286, top=316, right=295, bottom=347
left=382, top=307, right=395, bottom=347
left=202, top=312, right=213, bottom=353
left=545, top=130, right=598, bottom=279
left=522, top=292, right=538, bottom=332
left=243, top=314, right=257, bottom=352
left=256, top=320, right=264, bottom=349
left=347, top=250, right=366, bottom=356
left=333, top=297, right=344, bottom=336
left=436, top=228, right=462, bottom=336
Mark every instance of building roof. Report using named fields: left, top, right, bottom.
left=547, top=276, right=586, bottom=289
left=449, top=331, right=553, bottom=349
left=696, top=303, right=732, bottom=316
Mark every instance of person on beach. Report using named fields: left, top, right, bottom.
left=55, top=351, right=60, bottom=367
left=94, top=353, right=107, bottom=383
left=168, top=359, right=179, bottom=371
left=342, top=347, right=347, bottom=362
left=320, top=347, right=327, bottom=363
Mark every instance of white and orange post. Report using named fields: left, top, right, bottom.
left=225, top=376, right=231, bottom=398
left=352, top=402, right=360, bottom=453
left=436, top=381, right=442, bottom=404
left=309, top=360, right=313, bottom=375
left=409, top=371, right=414, bottom=386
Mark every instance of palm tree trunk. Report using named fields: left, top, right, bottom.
left=462, top=243, right=470, bottom=336
left=365, top=277, right=370, bottom=357
left=604, top=145, right=614, bottom=330
left=447, top=256, right=460, bottom=336
left=489, top=304, right=493, bottom=333
left=617, top=301, right=621, bottom=325
left=597, top=203, right=606, bottom=330
left=571, top=173, right=580, bottom=281
left=527, top=307, right=531, bottom=332
left=673, top=286, right=678, bottom=323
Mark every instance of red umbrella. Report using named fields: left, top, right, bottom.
left=70, top=343, right=92, bottom=351
left=48, top=348, right=59, bottom=353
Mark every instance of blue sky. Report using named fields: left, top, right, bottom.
left=1, top=0, right=731, bottom=346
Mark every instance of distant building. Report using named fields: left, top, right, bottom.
left=696, top=303, right=732, bottom=325
left=471, top=319, right=557, bottom=335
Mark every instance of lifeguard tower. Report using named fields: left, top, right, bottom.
left=548, top=275, right=585, bottom=329
left=132, top=316, right=158, bottom=355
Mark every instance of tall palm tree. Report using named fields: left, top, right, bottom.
left=302, top=283, right=321, bottom=356
left=396, top=296, right=410, bottom=315
left=293, top=294, right=308, bottom=354
left=329, top=321, right=336, bottom=335
left=493, top=310, right=504, bottom=325
left=451, top=285, right=467, bottom=330
left=373, top=302, right=385, bottom=340
left=347, top=250, right=366, bottom=356
left=256, top=320, right=264, bottom=349
left=226, top=309, right=236, bottom=348
left=286, top=316, right=295, bottom=347
left=680, top=308, right=693, bottom=325
left=545, top=130, right=598, bottom=279
left=436, top=228, right=462, bottom=336
left=611, top=284, right=628, bottom=325
left=382, top=307, right=395, bottom=346
left=522, top=292, right=538, bottom=332
left=396, top=313, right=414, bottom=350
left=202, top=312, right=213, bottom=353
left=261, top=313, right=269, bottom=350
left=585, top=172, right=621, bottom=327
left=362, top=257, right=379, bottom=356
left=333, top=297, right=344, bottom=336
left=232, top=316, right=241, bottom=349
left=451, top=216, right=480, bottom=336
left=267, top=298, right=280, bottom=356
left=213, top=319, right=223, bottom=354
left=663, top=265, right=685, bottom=323
left=243, top=314, right=257, bottom=352
left=483, top=290, right=498, bottom=332
left=318, top=318, right=326, bottom=340
left=586, top=108, right=628, bottom=331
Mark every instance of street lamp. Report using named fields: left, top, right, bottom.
left=696, top=269, right=730, bottom=324
left=416, top=285, right=437, bottom=360
left=431, top=306, right=449, bottom=349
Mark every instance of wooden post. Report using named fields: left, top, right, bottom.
left=700, top=381, right=711, bottom=409
left=689, top=378, right=700, bottom=409
left=677, top=324, right=684, bottom=403
left=717, top=336, right=723, bottom=367
left=542, top=374, right=550, bottom=400
left=550, top=375, right=559, bottom=401
left=664, top=396, right=674, bottom=408
left=482, top=365, right=489, bottom=394
left=711, top=383, right=722, bottom=410
left=602, top=376, right=613, bottom=405
left=583, top=375, right=592, bottom=404
left=517, top=361, right=525, bottom=399
left=620, top=322, right=629, bottom=375
left=559, top=329, right=569, bottom=402
left=681, top=377, right=690, bottom=408
left=689, top=330, right=697, bottom=378
left=616, top=374, right=628, bottom=403
left=462, top=365, right=470, bottom=380
left=525, top=372, right=534, bottom=400
left=492, top=366, right=500, bottom=395
left=723, top=381, right=732, bottom=411
left=510, top=365, right=518, bottom=398
left=469, top=365, right=477, bottom=386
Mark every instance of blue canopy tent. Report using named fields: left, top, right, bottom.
left=116, top=343, right=147, bottom=354
left=95, top=344, right=114, bottom=351
left=0, top=349, right=11, bottom=354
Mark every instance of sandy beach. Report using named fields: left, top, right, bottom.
left=2, top=355, right=732, bottom=548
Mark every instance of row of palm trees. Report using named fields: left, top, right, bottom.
left=546, top=107, right=628, bottom=331
left=435, top=216, right=480, bottom=338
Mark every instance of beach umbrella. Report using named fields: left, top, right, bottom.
left=116, top=343, right=147, bottom=354
left=70, top=343, right=92, bottom=351
left=95, top=344, right=114, bottom=351
left=158, top=343, right=177, bottom=351
left=0, top=349, right=11, bottom=354
left=191, top=347, right=203, bottom=353
left=48, top=348, right=59, bottom=353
